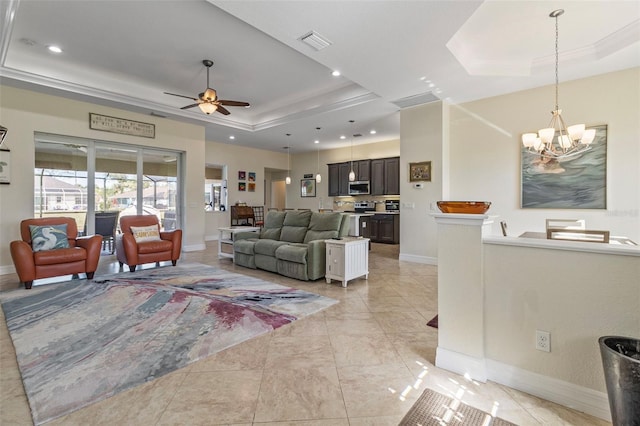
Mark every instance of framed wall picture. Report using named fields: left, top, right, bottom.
left=238, top=182, right=246, bottom=191
left=300, top=178, right=316, bottom=197
left=0, top=147, right=10, bottom=184
left=521, top=124, right=607, bottom=209
left=248, top=172, right=256, bottom=182
left=238, top=171, right=246, bottom=181
left=409, top=161, right=431, bottom=182
left=248, top=182, right=256, bottom=192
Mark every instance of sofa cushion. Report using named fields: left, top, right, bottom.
left=275, top=243, right=308, bottom=264
left=280, top=211, right=312, bottom=243
left=234, top=238, right=258, bottom=255
left=304, top=212, right=343, bottom=243
left=255, top=253, right=278, bottom=272
left=254, top=239, right=289, bottom=256
left=260, top=211, right=286, bottom=240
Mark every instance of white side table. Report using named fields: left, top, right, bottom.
left=218, top=226, right=260, bottom=260
left=325, top=237, right=370, bottom=287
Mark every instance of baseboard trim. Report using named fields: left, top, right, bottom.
left=182, top=243, right=206, bottom=252
left=0, top=264, right=16, bottom=276
left=436, top=347, right=487, bottom=382
left=204, top=234, right=218, bottom=242
left=436, top=348, right=611, bottom=421
left=398, top=253, right=438, bottom=265
left=486, top=359, right=611, bottom=422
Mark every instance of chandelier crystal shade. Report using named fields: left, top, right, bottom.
left=522, top=9, right=596, bottom=160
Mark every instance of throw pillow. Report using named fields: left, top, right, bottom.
left=29, top=224, right=70, bottom=252
left=130, top=225, right=161, bottom=243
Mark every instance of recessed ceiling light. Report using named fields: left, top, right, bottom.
left=419, top=76, right=427, bottom=81
left=314, top=140, right=319, bottom=144
left=370, top=130, right=376, bottom=135
left=331, top=70, right=341, bottom=77
left=428, top=83, right=435, bottom=88
left=47, top=45, right=62, bottom=53
left=229, top=135, right=235, bottom=140
left=340, top=135, right=346, bottom=140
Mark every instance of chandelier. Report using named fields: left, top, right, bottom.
left=522, top=9, right=596, bottom=160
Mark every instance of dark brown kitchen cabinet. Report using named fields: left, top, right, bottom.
left=384, top=157, right=400, bottom=195
left=338, top=162, right=351, bottom=195
left=369, top=214, right=399, bottom=244
left=328, top=162, right=352, bottom=196
left=370, top=159, right=385, bottom=195
left=328, top=163, right=340, bottom=196
left=354, top=160, right=370, bottom=181
left=370, top=157, right=399, bottom=195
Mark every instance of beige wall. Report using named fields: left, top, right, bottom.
left=0, top=84, right=206, bottom=272
left=203, top=141, right=288, bottom=240
left=399, top=102, right=447, bottom=263
left=449, top=67, right=640, bottom=243
left=396, top=68, right=640, bottom=265
left=484, top=242, right=640, bottom=393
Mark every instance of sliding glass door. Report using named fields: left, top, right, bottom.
left=34, top=133, right=182, bottom=239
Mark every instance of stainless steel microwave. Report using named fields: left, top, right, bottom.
left=348, top=181, right=370, bottom=195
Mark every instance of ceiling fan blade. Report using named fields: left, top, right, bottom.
left=180, top=103, right=201, bottom=110
left=218, top=100, right=250, bottom=107
left=164, top=92, right=198, bottom=101
left=216, top=105, right=231, bottom=115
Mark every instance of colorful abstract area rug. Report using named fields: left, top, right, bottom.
left=399, top=388, right=517, bottom=426
left=1, top=263, right=337, bottom=425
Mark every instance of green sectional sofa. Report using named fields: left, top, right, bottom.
left=233, top=210, right=349, bottom=281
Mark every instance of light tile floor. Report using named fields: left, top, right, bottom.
left=0, top=243, right=610, bottom=425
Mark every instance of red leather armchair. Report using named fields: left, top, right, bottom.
left=10, top=217, right=103, bottom=289
left=116, top=215, right=182, bottom=272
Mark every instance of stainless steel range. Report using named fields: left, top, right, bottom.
left=354, top=201, right=375, bottom=213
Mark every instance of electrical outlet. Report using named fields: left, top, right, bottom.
left=536, top=330, right=551, bottom=352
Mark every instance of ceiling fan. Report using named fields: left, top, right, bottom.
left=164, top=59, right=249, bottom=116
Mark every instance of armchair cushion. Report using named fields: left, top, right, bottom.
left=29, top=224, right=70, bottom=252
left=130, top=225, right=161, bottom=243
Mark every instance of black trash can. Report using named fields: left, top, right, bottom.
left=599, top=336, right=640, bottom=426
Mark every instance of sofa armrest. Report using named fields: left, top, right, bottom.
left=306, top=240, right=328, bottom=281
left=234, top=231, right=260, bottom=241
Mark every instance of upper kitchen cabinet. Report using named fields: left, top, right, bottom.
left=328, top=162, right=353, bottom=196
left=371, top=157, right=400, bottom=195
left=354, top=160, right=370, bottom=182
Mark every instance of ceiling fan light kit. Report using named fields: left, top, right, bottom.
left=522, top=9, right=595, bottom=160
left=164, top=59, right=249, bottom=116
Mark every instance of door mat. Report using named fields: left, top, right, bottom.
left=399, top=388, right=517, bottom=426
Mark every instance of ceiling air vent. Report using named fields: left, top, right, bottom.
left=392, top=92, right=440, bottom=109
left=299, top=31, right=332, bottom=51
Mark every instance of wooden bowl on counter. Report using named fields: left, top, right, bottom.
left=436, top=201, right=491, bottom=214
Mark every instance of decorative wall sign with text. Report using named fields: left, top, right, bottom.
left=89, top=113, right=155, bottom=138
